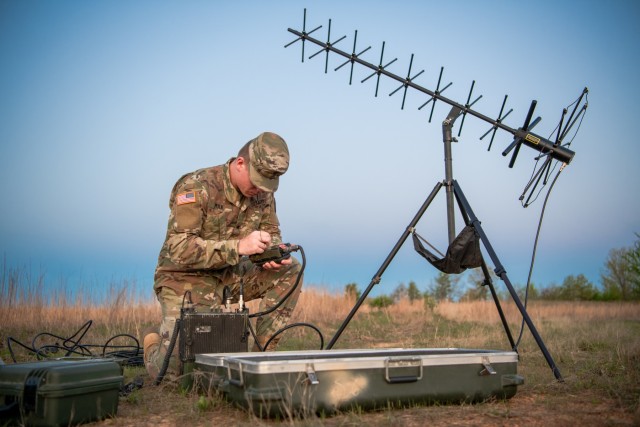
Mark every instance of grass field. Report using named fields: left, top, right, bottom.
left=1, top=279, right=639, bottom=426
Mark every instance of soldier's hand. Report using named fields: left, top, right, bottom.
left=261, top=257, right=292, bottom=271
left=238, top=231, right=271, bottom=256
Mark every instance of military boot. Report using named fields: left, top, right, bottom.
left=143, top=330, right=161, bottom=380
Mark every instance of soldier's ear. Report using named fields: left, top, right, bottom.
left=236, top=156, right=249, bottom=170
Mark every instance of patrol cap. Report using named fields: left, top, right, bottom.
left=248, top=132, right=290, bottom=192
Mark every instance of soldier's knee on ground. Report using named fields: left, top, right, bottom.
left=142, top=316, right=183, bottom=382
left=144, top=336, right=182, bottom=382
left=143, top=331, right=161, bottom=380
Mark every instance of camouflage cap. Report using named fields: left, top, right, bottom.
left=248, top=132, right=290, bottom=192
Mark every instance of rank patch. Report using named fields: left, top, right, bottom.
left=177, top=191, right=196, bottom=205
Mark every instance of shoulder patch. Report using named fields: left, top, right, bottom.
left=176, top=191, right=196, bottom=205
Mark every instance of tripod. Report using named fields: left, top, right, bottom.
left=325, top=106, right=564, bottom=382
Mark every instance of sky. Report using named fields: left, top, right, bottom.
left=1, top=0, right=639, bottom=301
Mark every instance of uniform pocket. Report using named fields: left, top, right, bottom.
left=175, top=202, right=202, bottom=231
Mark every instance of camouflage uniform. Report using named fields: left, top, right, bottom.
left=146, top=132, right=302, bottom=380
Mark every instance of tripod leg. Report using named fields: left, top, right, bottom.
left=452, top=180, right=563, bottom=381
left=325, top=181, right=444, bottom=349
left=453, top=186, right=517, bottom=352
left=480, top=258, right=517, bottom=351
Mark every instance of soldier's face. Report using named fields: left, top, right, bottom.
left=232, top=157, right=262, bottom=197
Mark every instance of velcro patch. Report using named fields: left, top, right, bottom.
left=176, top=191, right=196, bottom=205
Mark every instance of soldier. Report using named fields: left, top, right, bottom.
left=143, top=131, right=303, bottom=381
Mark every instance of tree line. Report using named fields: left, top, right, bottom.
left=345, top=233, right=640, bottom=307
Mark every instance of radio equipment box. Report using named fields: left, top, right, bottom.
left=0, top=358, right=122, bottom=426
left=180, top=311, right=249, bottom=363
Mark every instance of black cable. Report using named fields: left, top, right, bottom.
left=521, top=159, right=557, bottom=207
left=514, top=166, right=564, bottom=348
left=562, top=101, right=587, bottom=149
left=263, top=322, right=324, bottom=351
left=30, top=320, right=93, bottom=359
left=513, top=91, right=587, bottom=347
left=6, top=337, right=34, bottom=363
left=6, top=321, right=144, bottom=365
left=244, top=245, right=325, bottom=351
left=519, top=90, right=587, bottom=208
left=560, top=91, right=589, bottom=148
left=248, top=319, right=324, bottom=353
left=246, top=318, right=263, bottom=351
left=60, top=319, right=92, bottom=356
left=103, top=334, right=143, bottom=366
left=154, top=318, right=180, bottom=386
left=248, top=246, right=306, bottom=319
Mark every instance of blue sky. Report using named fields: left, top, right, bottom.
left=1, top=1, right=638, bottom=299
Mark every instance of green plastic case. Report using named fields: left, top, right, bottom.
left=0, top=358, right=122, bottom=426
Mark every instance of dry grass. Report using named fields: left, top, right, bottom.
left=436, top=299, right=640, bottom=324
left=1, top=279, right=639, bottom=426
left=1, top=292, right=159, bottom=352
left=0, top=265, right=159, bottom=360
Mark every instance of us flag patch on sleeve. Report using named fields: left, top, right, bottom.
left=176, top=191, right=196, bottom=205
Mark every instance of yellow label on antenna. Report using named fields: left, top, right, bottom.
left=525, top=134, right=541, bottom=145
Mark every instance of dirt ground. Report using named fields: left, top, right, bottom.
left=98, top=377, right=639, bottom=427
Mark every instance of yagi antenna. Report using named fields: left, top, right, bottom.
left=286, top=10, right=589, bottom=383
left=558, top=87, right=589, bottom=144
left=502, top=100, right=541, bottom=168
left=308, top=19, right=347, bottom=73
left=361, top=41, right=397, bottom=97
left=334, top=30, right=371, bottom=85
left=518, top=87, right=589, bottom=206
left=284, top=9, right=322, bottom=63
left=480, top=95, right=513, bottom=151
left=458, top=80, right=483, bottom=137
left=285, top=9, right=585, bottom=167
left=389, top=54, right=425, bottom=110
left=418, top=67, right=452, bottom=122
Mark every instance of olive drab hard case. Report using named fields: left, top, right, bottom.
left=0, top=358, right=122, bottom=426
left=195, top=348, right=523, bottom=417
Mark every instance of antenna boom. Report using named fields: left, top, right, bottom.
left=287, top=27, right=577, bottom=164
